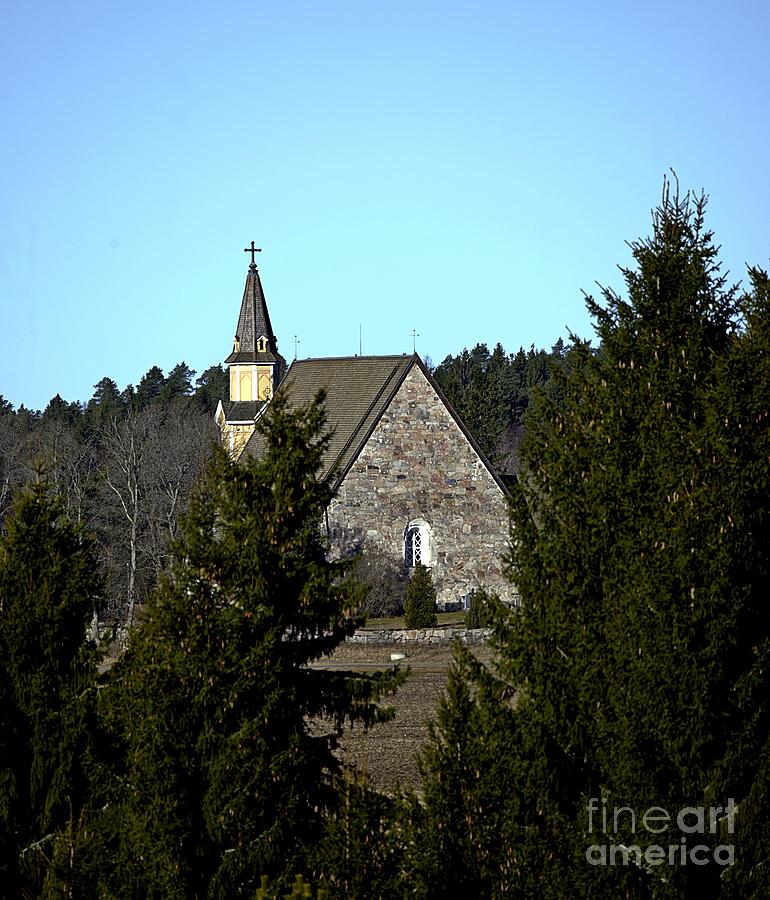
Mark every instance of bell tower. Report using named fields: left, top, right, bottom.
left=224, top=242, right=280, bottom=402
left=216, top=243, right=280, bottom=456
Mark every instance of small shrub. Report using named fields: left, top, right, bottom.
left=403, top=564, right=438, bottom=628
left=352, top=547, right=408, bottom=618
left=465, top=587, right=496, bottom=629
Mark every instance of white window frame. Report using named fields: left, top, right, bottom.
left=405, top=519, right=431, bottom=568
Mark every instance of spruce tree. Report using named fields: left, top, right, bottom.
left=90, top=392, right=405, bottom=897
left=418, top=181, right=770, bottom=897
left=403, top=563, right=438, bottom=628
left=416, top=641, right=523, bottom=897
left=504, top=182, right=770, bottom=896
left=465, top=587, right=495, bottom=629
left=0, top=481, right=102, bottom=897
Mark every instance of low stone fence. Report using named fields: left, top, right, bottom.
left=347, top=626, right=491, bottom=645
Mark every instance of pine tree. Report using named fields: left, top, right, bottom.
left=135, top=364, right=167, bottom=408
left=90, top=392, right=405, bottom=897
left=0, top=481, right=102, bottom=897
left=159, top=361, right=196, bottom=402
left=84, top=376, right=125, bottom=437
left=195, top=364, right=230, bottom=413
left=403, top=563, right=437, bottom=628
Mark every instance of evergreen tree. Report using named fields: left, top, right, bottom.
left=0, top=481, right=102, bottom=897
left=89, top=392, right=404, bottom=897
left=88, top=377, right=123, bottom=411
left=464, top=586, right=495, bottom=629
left=416, top=640, right=544, bottom=898
left=195, top=364, right=230, bottom=413
left=313, top=776, right=416, bottom=898
left=403, top=563, right=437, bottom=628
left=135, top=365, right=167, bottom=408
left=504, top=183, right=770, bottom=896
left=419, top=181, right=770, bottom=896
left=41, top=394, right=82, bottom=427
left=432, top=339, right=566, bottom=474
left=120, top=383, right=137, bottom=408
left=159, top=361, right=196, bottom=402
left=84, top=377, right=124, bottom=436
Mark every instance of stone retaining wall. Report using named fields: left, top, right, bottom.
left=347, top=626, right=491, bottom=645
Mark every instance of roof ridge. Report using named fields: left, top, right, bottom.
left=324, top=358, right=407, bottom=481
left=293, top=354, right=410, bottom=363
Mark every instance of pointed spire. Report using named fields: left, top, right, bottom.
left=224, top=249, right=278, bottom=364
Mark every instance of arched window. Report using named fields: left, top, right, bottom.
left=405, top=519, right=430, bottom=568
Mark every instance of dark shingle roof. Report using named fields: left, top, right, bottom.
left=241, top=353, right=509, bottom=496
left=242, top=355, right=414, bottom=483
left=224, top=264, right=278, bottom=364
left=225, top=352, right=279, bottom=366
left=221, top=400, right=265, bottom=422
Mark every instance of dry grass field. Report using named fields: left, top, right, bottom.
left=309, top=641, right=494, bottom=792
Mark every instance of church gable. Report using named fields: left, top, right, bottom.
left=329, top=361, right=513, bottom=608
left=241, top=354, right=414, bottom=477
left=215, top=248, right=513, bottom=608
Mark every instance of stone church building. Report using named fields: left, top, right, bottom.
left=216, top=252, right=514, bottom=608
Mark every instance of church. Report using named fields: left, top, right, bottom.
left=215, top=248, right=514, bottom=609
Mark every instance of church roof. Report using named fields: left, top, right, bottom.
left=220, top=399, right=265, bottom=422
left=242, top=354, right=509, bottom=494
left=243, top=355, right=412, bottom=483
left=224, top=263, right=278, bottom=365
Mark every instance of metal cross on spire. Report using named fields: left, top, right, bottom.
left=411, top=329, right=420, bottom=353
left=244, top=241, right=262, bottom=266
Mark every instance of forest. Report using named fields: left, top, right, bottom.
left=1, top=181, right=769, bottom=898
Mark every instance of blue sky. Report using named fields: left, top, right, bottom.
left=2, top=0, right=768, bottom=411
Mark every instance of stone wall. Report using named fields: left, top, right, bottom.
left=347, top=626, right=491, bottom=645
left=327, top=364, right=515, bottom=608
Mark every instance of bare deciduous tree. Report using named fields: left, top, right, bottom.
left=142, top=401, right=216, bottom=578
left=0, top=409, right=35, bottom=526
left=100, top=406, right=160, bottom=628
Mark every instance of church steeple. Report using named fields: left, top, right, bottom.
left=224, top=244, right=280, bottom=403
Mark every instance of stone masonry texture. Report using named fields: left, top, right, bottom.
left=327, top=364, right=514, bottom=608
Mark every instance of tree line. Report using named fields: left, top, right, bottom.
left=1, top=180, right=769, bottom=896
left=431, top=338, right=570, bottom=477
left=0, top=337, right=566, bottom=627
left=0, top=363, right=228, bottom=626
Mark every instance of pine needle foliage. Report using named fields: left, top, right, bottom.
left=0, top=481, right=102, bottom=897
left=90, top=391, right=405, bottom=898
